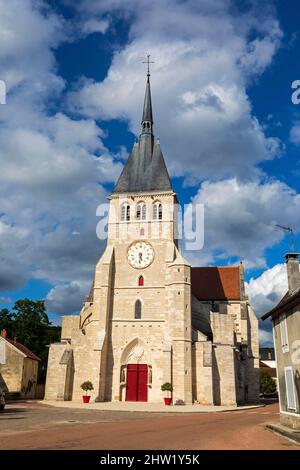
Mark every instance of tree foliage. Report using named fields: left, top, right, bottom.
left=260, top=370, right=277, bottom=395
left=0, top=299, right=61, bottom=382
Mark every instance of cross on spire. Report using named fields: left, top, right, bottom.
left=142, top=54, right=154, bottom=77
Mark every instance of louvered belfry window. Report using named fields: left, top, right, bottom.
left=135, top=300, right=142, bottom=319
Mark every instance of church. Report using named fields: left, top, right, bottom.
left=45, top=70, right=259, bottom=406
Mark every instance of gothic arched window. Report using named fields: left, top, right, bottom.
left=153, top=202, right=162, bottom=220
left=138, top=275, right=144, bottom=286
left=136, top=203, right=146, bottom=220
left=141, top=204, right=146, bottom=220
left=136, top=204, right=141, bottom=220
left=121, top=203, right=130, bottom=221
left=135, top=300, right=142, bottom=319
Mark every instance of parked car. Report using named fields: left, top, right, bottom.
left=0, top=390, right=5, bottom=411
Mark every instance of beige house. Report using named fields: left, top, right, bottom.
left=0, top=329, right=40, bottom=399
left=262, top=253, right=300, bottom=429
left=45, top=72, right=259, bottom=406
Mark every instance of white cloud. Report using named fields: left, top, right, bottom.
left=46, top=281, right=91, bottom=315
left=247, top=264, right=288, bottom=316
left=259, top=328, right=274, bottom=347
left=182, top=178, right=300, bottom=268
left=81, top=18, right=110, bottom=36
left=68, top=0, right=283, bottom=183
left=0, top=0, right=122, bottom=298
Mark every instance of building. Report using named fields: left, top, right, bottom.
left=259, top=348, right=277, bottom=386
left=262, top=253, right=300, bottom=429
left=0, top=329, right=40, bottom=399
left=45, top=71, right=259, bottom=406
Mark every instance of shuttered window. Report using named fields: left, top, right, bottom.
left=284, top=366, right=297, bottom=411
left=279, top=314, right=289, bottom=353
left=0, top=341, right=5, bottom=364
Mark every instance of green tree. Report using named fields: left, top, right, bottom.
left=1, top=299, right=61, bottom=382
left=260, top=370, right=277, bottom=395
left=0, top=308, right=14, bottom=336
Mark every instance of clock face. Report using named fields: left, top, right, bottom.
left=127, top=242, right=154, bottom=269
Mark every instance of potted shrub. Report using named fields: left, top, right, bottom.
left=80, top=381, right=94, bottom=403
left=161, top=382, right=173, bottom=406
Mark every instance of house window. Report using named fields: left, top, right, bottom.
left=136, top=204, right=141, bottom=220
left=121, top=203, right=130, bottom=221
left=135, top=300, right=142, bottom=319
left=138, top=276, right=144, bottom=286
left=153, top=202, right=162, bottom=220
left=279, top=313, right=289, bottom=353
left=284, top=366, right=297, bottom=411
left=141, top=204, right=146, bottom=220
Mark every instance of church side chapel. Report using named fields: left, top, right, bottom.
left=45, top=65, right=259, bottom=406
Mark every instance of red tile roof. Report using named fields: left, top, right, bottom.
left=191, top=266, right=241, bottom=301
left=5, top=338, right=40, bottom=361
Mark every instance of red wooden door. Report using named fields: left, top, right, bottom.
left=137, top=364, right=148, bottom=402
left=126, top=364, right=148, bottom=402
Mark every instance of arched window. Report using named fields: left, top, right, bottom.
left=153, top=202, right=162, bottom=220
left=138, top=275, right=144, bottom=286
left=136, top=203, right=146, bottom=220
left=135, top=300, right=142, bottom=319
left=136, top=204, right=141, bottom=220
left=121, top=203, right=130, bottom=221
left=158, top=203, right=162, bottom=220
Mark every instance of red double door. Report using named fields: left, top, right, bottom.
left=126, top=364, right=148, bottom=402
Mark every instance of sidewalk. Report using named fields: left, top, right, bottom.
left=40, top=400, right=263, bottom=413
left=266, top=423, right=300, bottom=444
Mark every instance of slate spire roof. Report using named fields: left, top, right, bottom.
left=113, top=72, right=172, bottom=194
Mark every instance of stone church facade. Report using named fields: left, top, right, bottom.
left=45, top=73, right=259, bottom=406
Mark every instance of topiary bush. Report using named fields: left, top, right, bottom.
left=80, top=381, right=94, bottom=395
left=161, top=382, right=173, bottom=392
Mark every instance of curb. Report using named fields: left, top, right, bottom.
left=266, top=423, right=300, bottom=444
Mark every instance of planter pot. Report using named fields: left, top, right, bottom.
left=83, top=395, right=91, bottom=403
left=164, top=397, right=172, bottom=406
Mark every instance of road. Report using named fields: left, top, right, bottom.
left=0, top=400, right=299, bottom=450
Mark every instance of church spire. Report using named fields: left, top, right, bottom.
left=141, top=73, right=153, bottom=129
left=141, top=55, right=154, bottom=134
left=112, top=60, right=172, bottom=194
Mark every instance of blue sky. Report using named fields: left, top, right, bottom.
left=1, top=0, right=300, bottom=345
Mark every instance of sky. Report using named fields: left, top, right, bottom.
left=1, top=0, right=300, bottom=346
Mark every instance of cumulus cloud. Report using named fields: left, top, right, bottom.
left=0, top=0, right=122, bottom=300
left=68, top=0, right=283, bottom=183
left=46, top=280, right=91, bottom=315
left=246, top=263, right=289, bottom=347
left=182, top=178, right=300, bottom=268
left=81, top=18, right=110, bottom=36
left=247, top=264, right=288, bottom=316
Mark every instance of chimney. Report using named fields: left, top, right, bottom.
left=285, top=253, right=300, bottom=292
left=1, top=328, right=7, bottom=338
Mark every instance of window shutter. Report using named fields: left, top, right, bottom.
left=284, top=367, right=297, bottom=411
left=279, top=314, right=289, bottom=353
left=0, top=341, right=6, bottom=364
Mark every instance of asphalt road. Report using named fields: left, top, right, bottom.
left=0, top=400, right=299, bottom=450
